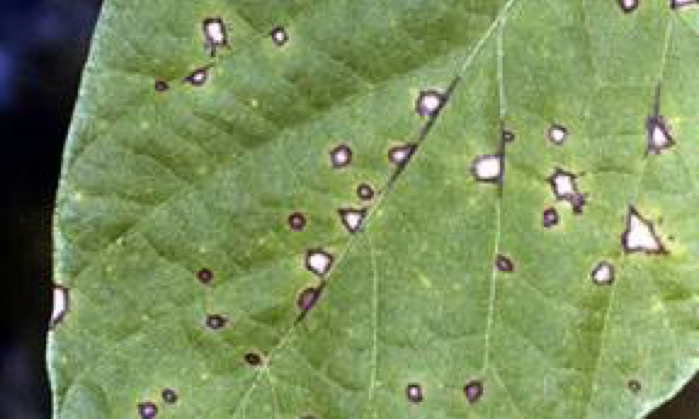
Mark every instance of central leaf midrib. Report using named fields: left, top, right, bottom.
left=232, top=1, right=522, bottom=415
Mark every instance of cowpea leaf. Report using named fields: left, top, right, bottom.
left=49, top=0, right=699, bottom=418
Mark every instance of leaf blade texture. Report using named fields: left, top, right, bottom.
left=50, top=0, right=699, bottom=417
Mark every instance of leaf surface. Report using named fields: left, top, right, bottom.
left=50, top=0, right=699, bottom=417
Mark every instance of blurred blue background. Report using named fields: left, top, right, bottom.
left=0, top=0, right=696, bottom=418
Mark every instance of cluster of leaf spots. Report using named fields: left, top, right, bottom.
left=548, top=167, right=585, bottom=214
left=50, top=1, right=699, bottom=417
left=153, top=17, right=290, bottom=93
left=137, top=388, right=177, bottom=419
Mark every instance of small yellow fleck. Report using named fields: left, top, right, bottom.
left=419, top=274, right=432, bottom=288
left=250, top=99, right=259, bottom=107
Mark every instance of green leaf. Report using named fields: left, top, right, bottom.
left=49, top=0, right=699, bottom=417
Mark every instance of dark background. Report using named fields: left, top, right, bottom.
left=0, top=0, right=696, bottom=417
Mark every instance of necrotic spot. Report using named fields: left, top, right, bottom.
left=618, top=0, right=639, bottom=12
left=388, top=144, right=416, bottom=166
left=495, top=254, right=515, bottom=272
left=161, top=388, right=178, bottom=404
left=502, top=128, right=516, bottom=143
left=548, top=124, right=568, bottom=145
left=138, top=402, right=158, bottom=419
left=548, top=168, right=585, bottom=214
left=543, top=207, right=560, bottom=228
left=288, top=212, right=307, bottom=231
left=463, top=380, right=483, bottom=404
left=621, top=206, right=666, bottom=255
left=244, top=352, right=263, bottom=366
left=203, top=18, right=228, bottom=55
left=338, top=208, right=366, bottom=234
left=305, top=249, right=334, bottom=277
left=270, top=26, right=289, bottom=46
left=329, top=144, right=352, bottom=168
left=628, top=379, right=642, bottom=393
left=357, top=183, right=375, bottom=201
left=415, top=89, right=445, bottom=117
left=471, top=154, right=503, bottom=183
left=646, top=115, right=674, bottom=154
left=185, top=67, right=210, bottom=86
left=297, top=287, right=321, bottom=312
left=50, top=285, right=70, bottom=329
left=405, top=383, right=423, bottom=403
left=154, top=80, right=169, bottom=92
left=197, top=268, right=213, bottom=284
left=671, top=0, right=699, bottom=10
left=591, top=261, right=615, bottom=285
left=206, top=314, right=227, bottom=330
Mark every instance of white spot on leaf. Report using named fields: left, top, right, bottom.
left=388, top=144, right=416, bottom=166
left=203, top=18, right=228, bottom=53
left=646, top=115, right=674, bottom=154
left=548, top=124, right=568, bottom=145
left=271, top=26, right=289, bottom=46
left=618, top=0, right=639, bottom=12
left=591, top=261, right=615, bottom=285
left=671, top=0, right=699, bottom=10
left=338, top=208, right=366, bottom=233
left=186, top=67, right=210, bottom=86
left=548, top=168, right=585, bottom=213
left=622, top=207, right=666, bottom=254
left=306, top=249, right=334, bottom=277
left=329, top=144, right=352, bottom=168
left=471, top=154, right=503, bottom=183
left=50, top=286, right=69, bottom=329
left=416, top=90, right=445, bottom=117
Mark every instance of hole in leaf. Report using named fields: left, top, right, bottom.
left=405, top=383, right=424, bottom=403
left=621, top=206, right=666, bottom=255
left=415, top=89, right=445, bottom=117
left=138, top=402, right=158, bottom=419
left=50, top=285, right=69, bottom=329
left=464, top=380, right=483, bottom=404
